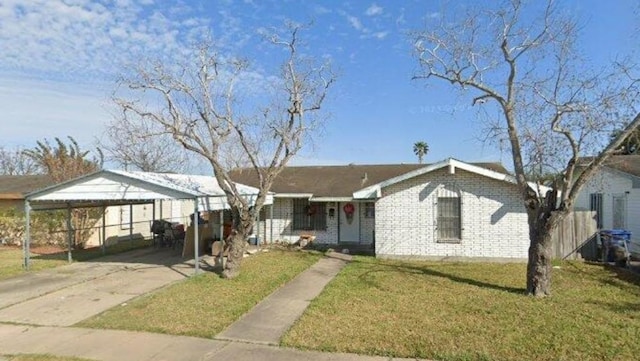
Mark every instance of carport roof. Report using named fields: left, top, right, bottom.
left=25, top=169, right=271, bottom=210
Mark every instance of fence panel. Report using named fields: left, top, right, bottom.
left=551, top=211, right=598, bottom=260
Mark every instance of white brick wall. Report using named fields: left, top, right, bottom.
left=375, top=168, right=529, bottom=259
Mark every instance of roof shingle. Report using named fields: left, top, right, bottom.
left=229, top=162, right=508, bottom=198
left=0, top=175, right=53, bottom=200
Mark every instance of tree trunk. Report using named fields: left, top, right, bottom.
left=222, top=232, right=247, bottom=279
left=525, top=210, right=562, bottom=297
left=221, top=205, right=252, bottom=279
left=526, top=229, right=553, bottom=297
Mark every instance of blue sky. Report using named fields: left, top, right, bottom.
left=0, top=0, right=637, bottom=170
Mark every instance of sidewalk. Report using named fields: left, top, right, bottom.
left=0, top=252, right=430, bottom=360
left=216, top=252, right=351, bottom=345
left=0, top=324, right=423, bottom=361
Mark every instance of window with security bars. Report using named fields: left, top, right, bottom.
left=292, top=199, right=327, bottom=231
left=437, top=197, right=461, bottom=241
left=589, top=193, right=603, bottom=229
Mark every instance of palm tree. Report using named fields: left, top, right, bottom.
left=413, top=141, right=429, bottom=164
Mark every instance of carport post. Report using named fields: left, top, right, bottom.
left=129, top=204, right=133, bottom=240
left=23, top=200, right=31, bottom=270
left=67, top=204, right=73, bottom=263
left=101, top=206, right=106, bottom=255
left=194, top=198, right=200, bottom=275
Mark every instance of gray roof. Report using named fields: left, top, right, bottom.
left=0, top=174, right=53, bottom=200
left=229, top=162, right=508, bottom=198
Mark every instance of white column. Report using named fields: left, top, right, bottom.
left=194, top=199, right=200, bottom=275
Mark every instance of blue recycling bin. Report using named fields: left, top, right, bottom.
left=600, top=229, right=631, bottom=262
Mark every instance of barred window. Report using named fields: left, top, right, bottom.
left=292, top=199, right=327, bottom=231
left=437, top=197, right=461, bottom=241
left=589, top=193, right=603, bottom=229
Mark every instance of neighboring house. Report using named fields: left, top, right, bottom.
left=231, top=158, right=537, bottom=260
left=575, top=155, right=640, bottom=238
left=0, top=173, right=191, bottom=247
left=0, top=174, right=53, bottom=211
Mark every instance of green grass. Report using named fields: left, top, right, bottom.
left=77, top=250, right=322, bottom=338
left=4, top=355, right=94, bottom=361
left=282, top=257, right=640, bottom=361
left=0, top=239, right=152, bottom=281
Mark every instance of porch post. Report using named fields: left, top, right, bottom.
left=218, top=210, right=224, bottom=266
left=66, top=203, right=73, bottom=263
left=194, top=198, right=200, bottom=275
left=101, top=206, right=106, bottom=254
left=23, top=200, right=31, bottom=270
left=256, top=207, right=261, bottom=249
left=269, top=204, right=274, bottom=244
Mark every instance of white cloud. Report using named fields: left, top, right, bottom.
left=373, top=31, right=388, bottom=40
left=0, top=0, right=210, bottom=79
left=0, top=76, right=112, bottom=148
left=365, top=3, right=383, bottom=16
left=314, top=5, right=331, bottom=15
left=347, top=15, right=364, bottom=31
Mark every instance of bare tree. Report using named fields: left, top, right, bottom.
left=412, top=0, right=640, bottom=296
left=100, top=113, right=192, bottom=173
left=114, top=24, right=335, bottom=278
left=0, top=146, right=41, bottom=175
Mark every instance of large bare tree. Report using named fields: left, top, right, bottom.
left=413, top=0, right=640, bottom=296
left=100, top=114, right=192, bottom=173
left=0, top=146, right=41, bottom=175
left=114, top=24, right=335, bottom=278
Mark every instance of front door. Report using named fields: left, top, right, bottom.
left=339, top=202, right=360, bottom=242
left=612, top=194, right=627, bottom=229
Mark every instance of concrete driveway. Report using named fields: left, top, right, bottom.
left=0, top=247, right=193, bottom=326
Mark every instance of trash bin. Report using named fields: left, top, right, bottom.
left=600, top=229, right=631, bottom=263
left=248, top=236, right=259, bottom=246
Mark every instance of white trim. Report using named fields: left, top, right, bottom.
left=353, top=158, right=551, bottom=199
left=273, top=193, right=314, bottom=198
left=310, top=197, right=352, bottom=202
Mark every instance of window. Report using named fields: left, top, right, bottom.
left=292, top=199, right=326, bottom=231
left=120, top=205, right=131, bottom=230
left=437, top=197, right=461, bottom=241
left=364, top=202, right=375, bottom=218
left=589, top=193, right=603, bottom=229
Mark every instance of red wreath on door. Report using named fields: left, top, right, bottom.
left=343, top=203, right=355, bottom=215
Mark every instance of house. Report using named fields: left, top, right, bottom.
left=575, top=155, right=640, bottom=237
left=231, top=158, right=536, bottom=260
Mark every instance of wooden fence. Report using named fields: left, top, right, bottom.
left=551, top=211, right=599, bottom=260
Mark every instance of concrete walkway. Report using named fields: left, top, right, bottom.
left=216, top=252, right=351, bottom=345
left=0, top=248, right=192, bottom=326
left=0, top=324, right=424, bottom=361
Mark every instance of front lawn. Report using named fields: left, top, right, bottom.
left=78, top=250, right=321, bottom=338
left=282, top=257, right=640, bottom=361
left=0, top=239, right=151, bottom=281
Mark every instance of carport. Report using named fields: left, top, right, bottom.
left=23, top=169, right=273, bottom=275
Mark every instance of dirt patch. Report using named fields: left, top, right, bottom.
left=30, top=246, right=66, bottom=255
